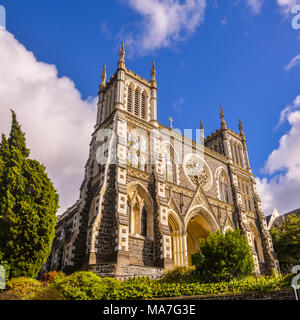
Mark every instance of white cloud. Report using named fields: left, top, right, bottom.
left=241, top=0, right=300, bottom=15
left=0, top=30, right=97, bottom=215
left=220, top=16, right=227, bottom=25
left=172, top=96, right=184, bottom=114
left=285, top=54, right=300, bottom=71
left=123, top=0, right=206, bottom=55
left=100, top=21, right=112, bottom=39
left=277, top=0, right=300, bottom=15
left=247, top=0, right=263, bottom=14
left=256, top=94, right=300, bottom=216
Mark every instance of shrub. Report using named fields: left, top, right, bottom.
left=98, top=274, right=292, bottom=300
left=3, top=273, right=292, bottom=300
left=6, top=277, right=45, bottom=300
left=42, top=271, right=65, bottom=284
left=161, top=266, right=197, bottom=283
left=53, top=271, right=118, bottom=300
left=191, top=229, right=254, bottom=283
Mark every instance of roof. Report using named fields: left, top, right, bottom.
left=267, top=208, right=300, bottom=229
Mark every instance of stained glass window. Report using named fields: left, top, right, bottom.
left=219, top=173, right=230, bottom=203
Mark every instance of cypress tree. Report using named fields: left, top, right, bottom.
left=0, top=110, right=59, bottom=278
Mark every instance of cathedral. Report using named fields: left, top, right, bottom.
left=44, top=44, right=280, bottom=279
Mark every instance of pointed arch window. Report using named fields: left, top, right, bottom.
left=218, top=172, right=231, bottom=203
left=134, top=89, right=140, bottom=116
left=141, top=205, right=147, bottom=236
left=128, top=188, right=153, bottom=238
left=162, top=144, right=175, bottom=183
left=230, top=140, right=236, bottom=163
left=141, top=92, right=147, bottom=120
left=127, top=86, right=133, bottom=113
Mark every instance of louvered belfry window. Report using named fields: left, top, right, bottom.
left=141, top=92, right=146, bottom=119
left=134, top=89, right=139, bottom=116
left=127, top=86, right=132, bottom=112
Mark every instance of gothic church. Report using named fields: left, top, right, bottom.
left=44, top=44, right=280, bottom=279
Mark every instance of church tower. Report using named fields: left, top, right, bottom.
left=44, top=44, right=280, bottom=278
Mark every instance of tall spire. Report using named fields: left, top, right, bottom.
left=118, top=42, right=126, bottom=69
left=100, top=65, right=106, bottom=87
left=220, top=105, right=227, bottom=129
left=238, top=117, right=243, bottom=132
left=151, top=61, right=156, bottom=81
left=200, top=120, right=205, bottom=142
left=239, top=117, right=245, bottom=139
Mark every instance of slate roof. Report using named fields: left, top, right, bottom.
left=266, top=208, right=300, bottom=229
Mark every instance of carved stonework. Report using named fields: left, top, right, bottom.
left=185, top=158, right=209, bottom=187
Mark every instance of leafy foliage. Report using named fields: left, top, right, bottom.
left=0, top=272, right=293, bottom=300
left=191, top=230, right=254, bottom=282
left=41, top=271, right=65, bottom=284
left=53, top=271, right=118, bottom=300
left=271, top=214, right=300, bottom=272
left=161, top=266, right=196, bottom=283
left=51, top=271, right=292, bottom=300
left=0, top=110, right=59, bottom=278
left=6, top=277, right=45, bottom=300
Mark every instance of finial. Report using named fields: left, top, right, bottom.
left=220, top=105, right=224, bottom=120
left=168, top=117, right=174, bottom=129
left=151, top=61, right=156, bottom=80
left=200, top=120, right=205, bottom=142
left=239, top=117, right=245, bottom=139
left=101, top=65, right=106, bottom=86
left=238, top=117, right=243, bottom=132
left=120, top=42, right=125, bottom=62
left=220, top=105, right=227, bottom=129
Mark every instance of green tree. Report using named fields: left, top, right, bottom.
left=271, top=214, right=300, bottom=273
left=191, top=229, right=254, bottom=282
left=0, top=110, right=59, bottom=278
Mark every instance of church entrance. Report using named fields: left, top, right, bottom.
left=186, top=214, right=212, bottom=265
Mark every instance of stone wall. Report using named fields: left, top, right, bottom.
left=89, top=263, right=164, bottom=280
left=128, top=235, right=154, bottom=265
left=95, top=164, right=117, bottom=259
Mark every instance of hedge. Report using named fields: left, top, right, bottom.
left=52, top=271, right=293, bottom=300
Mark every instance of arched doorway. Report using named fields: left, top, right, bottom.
left=186, top=211, right=219, bottom=265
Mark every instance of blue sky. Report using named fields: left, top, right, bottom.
left=0, top=0, right=300, bottom=215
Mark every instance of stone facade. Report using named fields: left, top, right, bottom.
left=42, top=44, right=280, bottom=278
